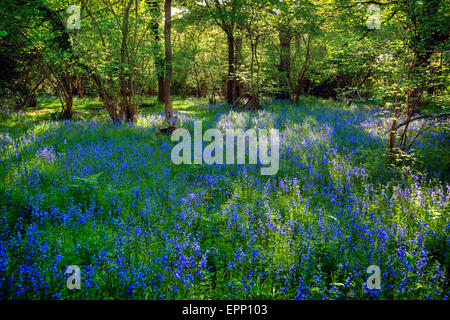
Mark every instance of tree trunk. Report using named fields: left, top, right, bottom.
left=294, top=34, right=312, bottom=103
left=119, top=0, right=134, bottom=122
left=76, top=75, right=84, bottom=98
left=234, top=30, right=242, bottom=101
left=62, top=93, right=73, bottom=119
left=148, top=0, right=164, bottom=102
left=63, top=74, right=73, bottom=119
left=227, top=32, right=235, bottom=104
left=87, top=67, right=119, bottom=121
left=163, top=0, right=174, bottom=121
left=277, top=25, right=292, bottom=100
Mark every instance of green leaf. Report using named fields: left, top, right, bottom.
left=405, top=252, right=416, bottom=266
left=332, top=282, right=345, bottom=287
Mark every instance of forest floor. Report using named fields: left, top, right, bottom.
left=0, top=96, right=448, bottom=299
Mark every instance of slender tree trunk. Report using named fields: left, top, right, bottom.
left=119, top=0, right=134, bottom=122
left=388, top=95, right=400, bottom=162
left=234, top=29, right=242, bottom=101
left=86, top=67, right=119, bottom=121
left=163, top=0, right=174, bottom=120
left=48, top=66, right=73, bottom=120
left=295, top=34, right=311, bottom=103
left=148, top=0, right=164, bottom=102
left=62, top=93, right=73, bottom=119
left=204, top=0, right=239, bottom=105
left=277, top=25, right=292, bottom=100
left=76, top=75, right=84, bottom=98
left=57, top=73, right=73, bottom=119
left=227, top=32, right=235, bottom=104
left=195, top=70, right=201, bottom=98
